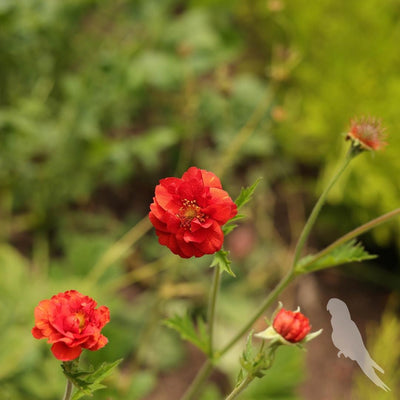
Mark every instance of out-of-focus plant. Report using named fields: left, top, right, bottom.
left=2, top=1, right=400, bottom=399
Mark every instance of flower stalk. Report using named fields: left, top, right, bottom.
left=207, top=264, right=221, bottom=357
left=225, top=374, right=254, bottom=400
left=292, top=146, right=356, bottom=267
left=62, top=378, right=73, bottom=400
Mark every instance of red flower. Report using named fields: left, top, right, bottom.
left=149, top=166, right=237, bottom=258
left=346, top=116, right=387, bottom=151
left=273, top=308, right=311, bottom=343
left=32, top=290, right=110, bottom=361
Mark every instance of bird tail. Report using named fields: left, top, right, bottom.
left=357, top=361, right=390, bottom=392
left=369, top=357, right=384, bottom=374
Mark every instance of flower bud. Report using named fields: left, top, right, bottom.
left=255, top=304, right=322, bottom=345
left=272, top=308, right=311, bottom=343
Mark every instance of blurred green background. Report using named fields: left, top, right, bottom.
left=1, top=0, right=399, bottom=399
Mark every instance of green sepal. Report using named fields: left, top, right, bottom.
left=62, top=358, right=122, bottom=400
left=211, top=249, right=235, bottom=277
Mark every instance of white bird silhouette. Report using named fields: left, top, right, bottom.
left=327, top=298, right=390, bottom=392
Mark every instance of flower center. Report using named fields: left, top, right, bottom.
left=75, top=311, right=86, bottom=331
left=178, top=199, right=206, bottom=229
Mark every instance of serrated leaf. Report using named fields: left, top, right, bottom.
left=63, top=359, right=122, bottom=399
left=222, top=179, right=261, bottom=236
left=296, top=239, right=377, bottom=274
left=164, top=314, right=209, bottom=354
left=234, top=178, right=261, bottom=210
left=71, top=383, right=106, bottom=400
left=210, top=249, right=235, bottom=277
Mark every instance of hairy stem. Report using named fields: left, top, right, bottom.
left=62, top=379, right=73, bottom=400
left=292, top=148, right=354, bottom=267
left=225, top=375, right=254, bottom=400
left=207, top=265, right=221, bottom=357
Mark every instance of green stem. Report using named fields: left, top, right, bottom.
left=180, top=360, right=214, bottom=400
left=224, top=343, right=276, bottom=400
left=180, top=270, right=295, bottom=400
left=299, top=207, right=400, bottom=271
left=207, top=265, right=221, bottom=357
left=225, top=375, right=254, bottom=400
left=179, top=264, right=221, bottom=400
left=62, top=379, right=73, bottom=400
left=292, top=147, right=355, bottom=267
left=219, top=270, right=295, bottom=357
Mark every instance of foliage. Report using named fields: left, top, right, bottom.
left=62, top=359, right=122, bottom=400
left=210, top=250, right=235, bottom=277
left=164, top=314, right=209, bottom=355
left=296, top=239, right=377, bottom=274
left=1, top=0, right=399, bottom=399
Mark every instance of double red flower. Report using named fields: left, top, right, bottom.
left=32, top=290, right=110, bottom=361
left=149, top=167, right=237, bottom=258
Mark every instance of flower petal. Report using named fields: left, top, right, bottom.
left=51, top=342, right=82, bottom=361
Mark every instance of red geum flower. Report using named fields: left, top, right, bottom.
left=272, top=308, right=311, bottom=343
left=346, top=116, right=387, bottom=151
left=32, top=290, right=110, bottom=361
left=149, top=166, right=237, bottom=258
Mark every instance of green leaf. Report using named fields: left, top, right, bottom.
left=222, top=179, right=261, bottom=236
left=222, top=214, right=245, bottom=235
left=164, top=314, right=209, bottom=354
left=234, top=178, right=262, bottom=210
left=210, top=249, right=235, bottom=277
left=296, top=239, right=377, bottom=274
left=62, top=359, right=122, bottom=400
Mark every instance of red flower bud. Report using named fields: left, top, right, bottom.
left=273, top=308, right=311, bottom=343
left=32, top=290, right=110, bottom=361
